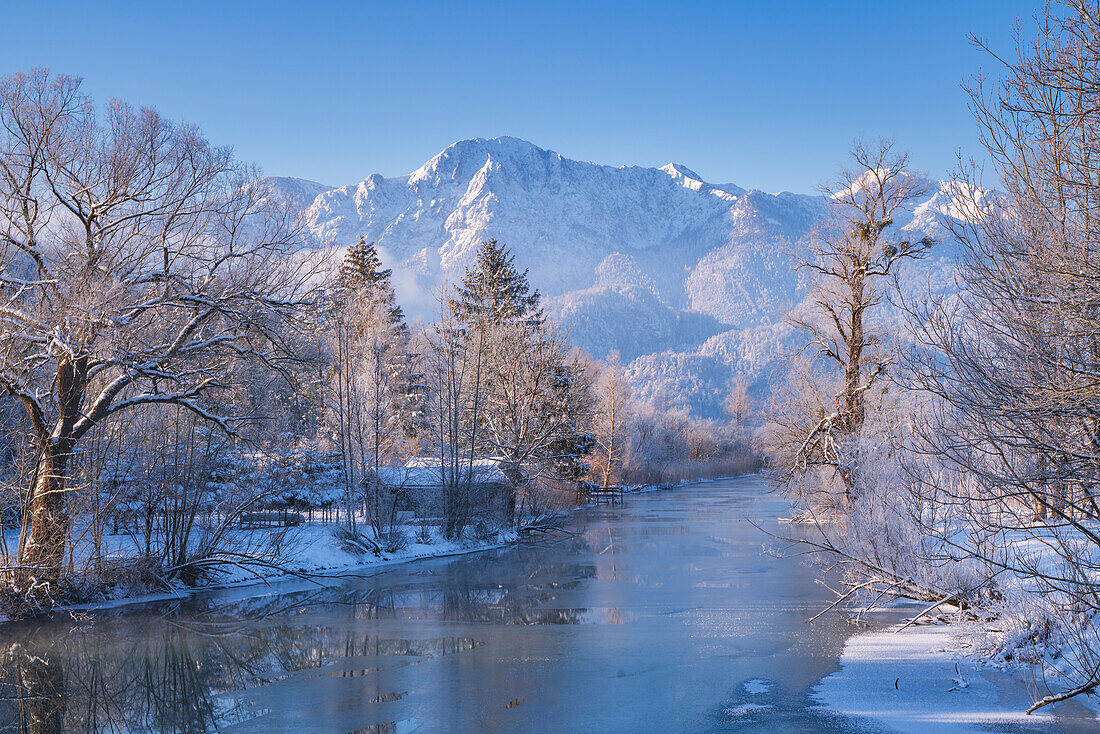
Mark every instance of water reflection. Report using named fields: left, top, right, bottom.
left=0, top=481, right=874, bottom=733
left=2, top=620, right=492, bottom=733
left=0, top=537, right=612, bottom=733
left=3, top=644, right=64, bottom=734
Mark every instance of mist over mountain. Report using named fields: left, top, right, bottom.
left=259, top=136, right=964, bottom=419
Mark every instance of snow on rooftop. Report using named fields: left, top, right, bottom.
left=379, top=457, right=507, bottom=488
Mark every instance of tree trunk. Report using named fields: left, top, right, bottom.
left=19, top=443, right=71, bottom=599
left=602, top=426, right=616, bottom=491
left=503, top=461, right=522, bottom=527
left=844, top=278, right=866, bottom=434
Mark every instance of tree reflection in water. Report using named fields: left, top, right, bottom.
left=0, top=537, right=603, bottom=733
left=2, top=644, right=64, bottom=734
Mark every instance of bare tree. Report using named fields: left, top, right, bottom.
left=0, top=69, right=313, bottom=605
left=768, top=139, right=932, bottom=503
left=591, top=352, right=631, bottom=490
left=724, top=374, right=755, bottom=448
left=480, top=319, right=593, bottom=520
left=903, top=1, right=1100, bottom=711
left=423, top=294, right=487, bottom=539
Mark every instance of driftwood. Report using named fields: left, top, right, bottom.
left=517, top=514, right=570, bottom=537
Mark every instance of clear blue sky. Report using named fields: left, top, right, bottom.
left=3, top=1, right=1036, bottom=193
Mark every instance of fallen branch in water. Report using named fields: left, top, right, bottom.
left=1026, top=677, right=1099, bottom=715
left=894, top=594, right=959, bottom=634
left=518, top=514, right=571, bottom=536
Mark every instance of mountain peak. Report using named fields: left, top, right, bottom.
left=248, top=175, right=332, bottom=193
left=660, top=163, right=704, bottom=181
left=288, top=139, right=958, bottom=418
left=830, top=169, right=934, bottom=202
left=659, top=162, right=744, bottom=198
left=409, top=136, right=555, bottom=184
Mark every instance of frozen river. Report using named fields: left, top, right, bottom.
left=0, top=477, right=999, bottom=732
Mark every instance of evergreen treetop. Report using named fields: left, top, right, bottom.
left=449, top=239, right=543, bottom=328
left=334, top=237, right=405, bottom=326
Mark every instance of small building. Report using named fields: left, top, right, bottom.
left=378, top=456, right=510, bottom=520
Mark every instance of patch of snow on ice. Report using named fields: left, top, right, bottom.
left=726, top=703, right=773, bottom=717
left=743, top=678, right=773, bottom=695
left=813, top=623, right=1072, bottom=734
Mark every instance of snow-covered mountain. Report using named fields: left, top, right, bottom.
left=259, top=136, right=964, bottom=419
left=248, top=176, right=333, bottom=213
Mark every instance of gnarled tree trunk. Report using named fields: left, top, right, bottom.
left=20, top=444, right=72, bottom=598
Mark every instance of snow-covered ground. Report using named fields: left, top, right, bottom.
left=0, top=519, right=516, bottom=619
left=225, top=520, right=513, bottom=582
left=814, top=616, right=1100, bottom=732
left=1, top=479, right=730, bottom=620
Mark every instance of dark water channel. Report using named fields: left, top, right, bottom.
left=0, top=477, right=898, bottom=732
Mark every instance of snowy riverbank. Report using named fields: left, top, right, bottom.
left=7, top=477, right=735, bottom=622
left=44, top=522, right=518, bottom=619
left=813, top=614, right=1100, bottom=732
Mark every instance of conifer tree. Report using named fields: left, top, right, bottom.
left=546, top=361, right=596, bottom=485
left=449, top=239, right=543, bottom=329
left=334, top=237, right=404, bottom=326
left=324, top=238, right=419, bottom=539
left=445, top=239, right=590, bottom=524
